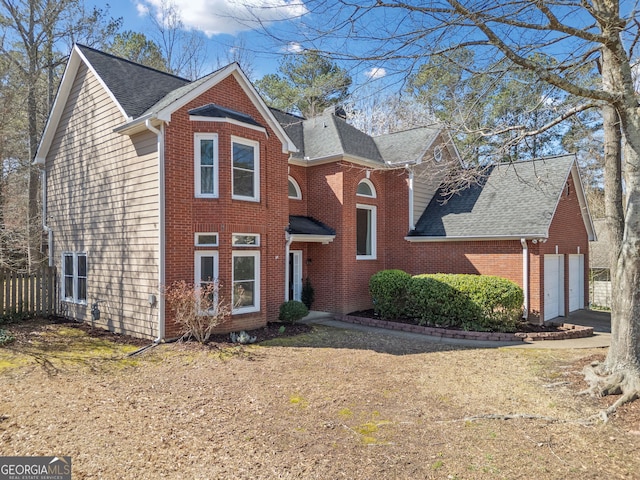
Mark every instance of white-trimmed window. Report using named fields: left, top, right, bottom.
left=232, top=251, right=260, bottom=314
left=356, top=204, right=377, bottom=259
left=195, top=133, right=219, bottom=198
left=288, top=176, right=302, bottom=199
left=232, top=136, right=260, bottom=201
left=232, top=233, right=260, bottom=246
left=62, top=252, right=87, bottom=303
left=195, top=232, right=218, bottom=247
left=357, top=179, right=376, bottom=198
left=195, top=251, right=219, bottom=313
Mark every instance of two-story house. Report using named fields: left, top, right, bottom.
left=35, top=45, right=595, bottom=340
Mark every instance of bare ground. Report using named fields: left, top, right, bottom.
left=1, top=318, right=639, bottom=479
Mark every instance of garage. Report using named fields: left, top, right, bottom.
left=569, top=254, right=585, bottom=312
left=544, top=254, right=564, bottom=321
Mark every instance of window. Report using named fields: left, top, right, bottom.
left=195, top=251, right=219, bottom=313
left=232, top=136, right=259, bottom=201
left=195, top=133, right=218, bottom=197
left=288, top=176, right=302, bottom=199
left=356, top=204, right=376, bottom=259
left=232, top=251, right=260, bottom=314
left=62, top=252, right=87, bottom=303
left=356, top=179, right=376, bottom=198
left=433, top=145, right=443, bottom=163
left=195, top=233, right=218, bottom=247
left=232, top=233, right=260, bottom=246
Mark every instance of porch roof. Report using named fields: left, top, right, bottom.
left=288, top=216, right=336, bottom=244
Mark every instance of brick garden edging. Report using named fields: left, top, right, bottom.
left=340, top=314, right=594, bottom=342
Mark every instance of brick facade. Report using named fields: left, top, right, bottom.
left=163, top=75, right=289, bottom=336
left=160, top=80, right=590, bottom=332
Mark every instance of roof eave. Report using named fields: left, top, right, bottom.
left=290, top=234, right=336, bottom=244
left=404, top=234, right=548, bottom=243
left=34, top=45, right=131, bottom=165
left=153, top=64, right=297, bottom=154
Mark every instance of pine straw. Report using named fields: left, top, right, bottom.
left=1, top=319, right=639, bottom=479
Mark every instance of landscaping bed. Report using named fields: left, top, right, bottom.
left=345, top=310, right=594, bottom=341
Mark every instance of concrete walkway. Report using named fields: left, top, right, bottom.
left=301, top=310, right=611, bottom=350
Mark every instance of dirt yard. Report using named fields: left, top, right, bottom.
left=1, top=318, right=639, bottom=479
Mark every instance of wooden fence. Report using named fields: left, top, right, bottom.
left=0, top=267, right=57, bottom=317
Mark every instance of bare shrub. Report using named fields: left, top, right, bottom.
left=165, top=280, right=231, bottom=343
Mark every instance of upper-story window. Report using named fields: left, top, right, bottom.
left=232, top=136, right=260, bottom=201
left=194, top=133, right=218, bottom=198
left=356, top=179, right=376, bottom=198
left=288, top=176, right=302, bottom=199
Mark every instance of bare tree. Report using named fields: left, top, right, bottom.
left=145, top=0, right=207, bottom=79
left=0, top=0, right=120, bottom=271
left=267, top=0, right=640, bottom=414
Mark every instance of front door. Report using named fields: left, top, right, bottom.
left=288, top=250, right=302, bottom=301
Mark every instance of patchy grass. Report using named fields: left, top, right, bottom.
left=0, top=318, right=639, bottom=479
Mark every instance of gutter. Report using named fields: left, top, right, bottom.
left=404, top=234, right=548, bottom=243
left=521, top=238, right=529, bottom=320
left=41, top=170, right=53, bottom=267
left=284, top=232, right=293, bottom=301
left=145, top=119, right=166, bottom=343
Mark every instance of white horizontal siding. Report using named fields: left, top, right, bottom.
left=46, top=62, right=160, bottom=339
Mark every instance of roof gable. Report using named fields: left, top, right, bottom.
left=410, top=155, right=595, bottom=240
left=76, top=44, right=190, bottom=119
left=36, top=45, right=297, bottom=163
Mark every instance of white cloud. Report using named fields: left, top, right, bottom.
left=283, top=42, right=303, bottom=53
left=135, top=2, right=149, bottom=15
left=140, top=0, right=308, bottom=36
left=365, top=67, right=386, bottom=80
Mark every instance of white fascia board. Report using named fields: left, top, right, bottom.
left=570, top=161, right=597, bottom=241
left=188, top=115, right=267, bottom=134
left=404, top=234, right=546, bottom=243
left=288, top=154, right=389, bottom=169
left=153, top=64, right=297, bottom=154
left=35, top=45, right=130, bottom=164
left=290, top=234, right=336, bottom=244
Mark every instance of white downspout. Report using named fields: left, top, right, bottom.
left=520, top=238, right=529, bottom=320
left=41, top=169, right=53, bottom=267
left=146, top=119, right=165, bottom=342
left=407, top=167, right=415, bottom=230
left=284, top=232, right=293, bottom=301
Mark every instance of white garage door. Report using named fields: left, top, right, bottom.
left=569, top=254, right=585, bottom=312
left=544, top=254, right=564, bottom=321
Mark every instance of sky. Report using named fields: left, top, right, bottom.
left=86, top=0, right=388, bottom=85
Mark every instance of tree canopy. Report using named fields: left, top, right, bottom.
left=255, top=50, right=352, bottom=117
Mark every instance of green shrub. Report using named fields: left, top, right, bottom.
left=406, top=275, right=482, bottom=328
left=301, top=277, right=315, bottom=309
left=406, top=274, right=523, bottom=332
left=369, top=269, right=412, bottom=319
left=278, top=300, right=309, bottom=324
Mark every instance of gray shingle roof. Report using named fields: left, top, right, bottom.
left=301, top=112, right=384, bottom=163
left=374, top=126, right=442, bottom=164
left=270, top=108, right=305, bottom=157
left=76, top=44, right=189, bottom=118
left=288, top=216, right=336, bottom=236
left=188, top=103, right=264, bottom=128
left=410, top=155, right=576, bottom=238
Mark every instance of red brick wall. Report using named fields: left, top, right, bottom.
left=301, top=164, right=388, bottom=314
left=536, top=174, right=590, bottom=319
left=163, top=74, right=289, bottom=336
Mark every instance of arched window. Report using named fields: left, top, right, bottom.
left=288, top=176, right=302, bottom=199
left=356, top=179, right=376, bottom=198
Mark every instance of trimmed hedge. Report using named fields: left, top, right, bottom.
left=369, top=271, right=524, bottom=332
left=278, top=300, right=309, bottom=324
left=369, top=269, right=412, bottom=320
